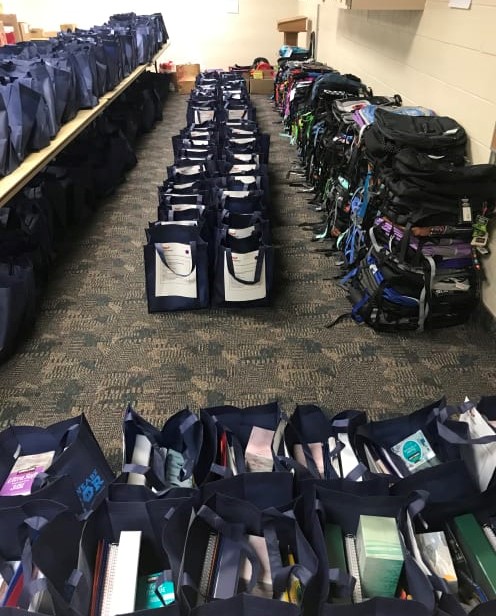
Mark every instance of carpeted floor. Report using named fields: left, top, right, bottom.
left=0, top=93, right=495, bottom=465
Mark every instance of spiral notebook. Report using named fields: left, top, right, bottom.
left=343, top=534, right=363, bottom=603
left=94, top=531, right=142, bottom=616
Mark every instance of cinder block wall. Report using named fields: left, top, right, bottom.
left=299, top=0, right=496, bottom=316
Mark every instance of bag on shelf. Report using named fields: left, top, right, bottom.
left=0, top=80, right=49, bottom=165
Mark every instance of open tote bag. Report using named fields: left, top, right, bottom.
left=30, top=486, right=193, bottom=616
left=164, top=490, right=319, bottom=614
left=122, top=405, right=203, bottom=491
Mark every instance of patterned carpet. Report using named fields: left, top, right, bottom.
left=0, top=93, right=495, bottom=466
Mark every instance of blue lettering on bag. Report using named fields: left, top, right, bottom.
left=76, top=469, right=105, bottom=505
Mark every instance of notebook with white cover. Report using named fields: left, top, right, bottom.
left=107, top=530, right=142, bottom=616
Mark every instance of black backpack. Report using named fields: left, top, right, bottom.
left=364, top=111, right=467, bottom=164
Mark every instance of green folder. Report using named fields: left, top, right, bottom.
left=453, top=514, right=496, bottom=601
left=325, top=523, right=350, bottom=604
left=325, top=523, right=347, bottom=572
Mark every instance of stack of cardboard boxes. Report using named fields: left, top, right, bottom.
left=0, top=14, right=63, bottom=43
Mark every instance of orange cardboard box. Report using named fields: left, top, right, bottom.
left=176, top=63, right=200, bottom=82
left=177, top=80, right=196, bottom=95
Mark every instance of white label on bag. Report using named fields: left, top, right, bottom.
left=222, top=190, right=252, bottom=198
left=177, top=165, right=203, bottom=175
left=155, top=242, right=197, bottom=298
left=170, top=182, right=196, bottom=190
left=230, top=129, right=254, bottom=136
left=233, top=176, right=258, bottom=184
left=231, top=154, right=258, bottom=163
left=166, top=195, right=201, bottom=202
left=228, top=109, right=247, bottom=120
left=231, top=137, right=256, bottom=145
left=155, top=221, right=198, bottom=227
left=195, top=110, right=215, bottom=123
left=228, top=226, right=256, bottom=239
left=171, top=204, right=205, bottom=214
left=230, top=164, right=257, bottom=173
left=224, top=250, right=266, bottom=302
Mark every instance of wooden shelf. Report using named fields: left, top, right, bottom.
left=0, top=42, right=169, bottom=208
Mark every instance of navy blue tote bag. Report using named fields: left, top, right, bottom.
left=321, top=596, right=433, bottom=615
left=353, top=398, right=460, bottom=481
left=169, top=492, right=318, bottom=613
left=0, top=414, right=114, bottom=513
left=0, top=258, right=36, bottom=362
left=32, top=488, right=191, bottom=616
left=195, top=402, right=285, bottom=483
left=190, top=593, right=302, bottom=616
left=212, top=235, right=273, bottom=308
left=144, top=223, right=209, bottom=312
left=123, top=405, right=202, bottom=491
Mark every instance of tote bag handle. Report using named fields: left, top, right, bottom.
left=155, top=241, right=197, bottom=277
left=225, top=247, right=265, bottom=286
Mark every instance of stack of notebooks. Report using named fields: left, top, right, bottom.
left=90, top=531, right=174, bottom=616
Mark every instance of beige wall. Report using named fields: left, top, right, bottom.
left=299, top=0, right=496, bottom=317
left=6, top=0, right=298, bottom=68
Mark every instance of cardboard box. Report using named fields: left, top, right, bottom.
left=249, top=78, right=274, bottom=95
left=0, top=22, right=7, bottom=46
left=176, top=63, right=200, bottom=82
left=18, top=21, right=30, bottom=41
left=60, top=23, right=77, bottom=32
left=251, top=69, right=275, bottom=80
left=0, top=14, right=21, bottom=42
left=28, top=27, right=44, bottom=38
left=177, top=80, right=196, bottom=95
left=277, top=16, right=309, bottom=33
